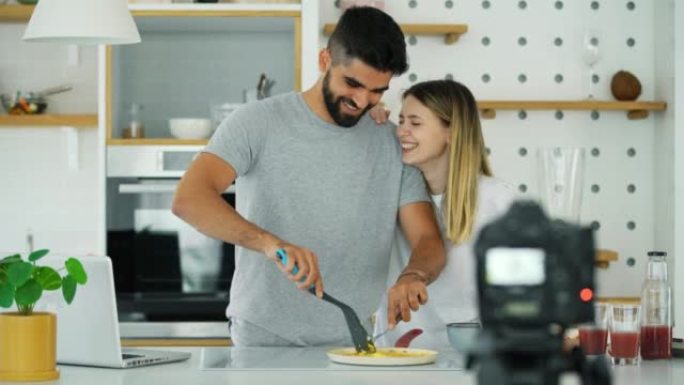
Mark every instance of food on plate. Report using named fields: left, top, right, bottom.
left=327, top=347, right=438, bottom=366
left=394, top=328, right=424, bottom=348
left=338, top=348, right=432, bottom=358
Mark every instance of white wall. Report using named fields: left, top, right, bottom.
left=0, top=24, right=98, bottom=114
left=0, top=23, right=100, bottom=256
left=301, top=0, right=320, bottom=89
left=672, top=0, right=684, bottom=337
left=654, top=1, right=675, bottom=262
left=320, top=1, right=659, bottom=297
left=0, top=129, right=101, bottom=255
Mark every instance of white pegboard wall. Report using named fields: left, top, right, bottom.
left=320, top=0, right=657, bottom=296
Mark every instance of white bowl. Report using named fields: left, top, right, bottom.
left=446, top=322, right=480, bottom=353
left=169, top=118, right=212, bottom=139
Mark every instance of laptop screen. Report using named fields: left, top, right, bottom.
left=43, top=256, right=125, bottom=367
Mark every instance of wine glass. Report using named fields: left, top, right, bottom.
left=581, top=30, right=602, bottom=99
left=537, top=147, right=585, bottom=223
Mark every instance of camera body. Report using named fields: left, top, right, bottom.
left=468, top=201, right=610, bottom=385
left=475, top=200, right=595, bottom=333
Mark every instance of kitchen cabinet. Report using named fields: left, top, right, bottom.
left=119, top=321, right=231, bottom=346
left=105, top=4, right=304, bottom=145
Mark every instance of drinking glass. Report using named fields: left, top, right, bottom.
left=177, top=222, right=222, bottom=293
left=581, top=29, right=602, bottom=99
left=609, top=304, right=641, bottom=365
left=579, top=302, right=610, bottom=356
left=537, top=147, right=585, bottom=223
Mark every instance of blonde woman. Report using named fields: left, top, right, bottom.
left=374, top=80, right=515, bottom=349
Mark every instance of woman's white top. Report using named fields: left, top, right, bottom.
left=374, top=176, right=516, bottom=349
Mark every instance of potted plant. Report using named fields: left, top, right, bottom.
left=0, top=249, right=87, bottom=381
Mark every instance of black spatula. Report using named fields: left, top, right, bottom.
left=276, top=249, right=375, bottom=353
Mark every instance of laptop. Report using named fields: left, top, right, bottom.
left=44, top=255, right=191, bottom=368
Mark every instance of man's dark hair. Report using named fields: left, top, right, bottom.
left=327, top=7, right=408, bottom=75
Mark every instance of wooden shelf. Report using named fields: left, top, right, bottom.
left=595, top=297, right=641, bottom=304
left=477, top=100, right=667, bottom=120
left=131, top=9, right=300, bottom=18
left=595, top=249, right=619, bottom=270
left=128, top=2, right=301, bottom=16
left=0, top=114, right=97, bottom=127
left=0, top=5, right=34, bottom=22
left=1, top=4, right=303, bottom=23
left=323, top=23, right=468, bottom=45
left=107, top=138, right=208, bottom=146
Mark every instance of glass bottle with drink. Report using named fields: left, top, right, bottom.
left=640, top=251, right=672, bottom=359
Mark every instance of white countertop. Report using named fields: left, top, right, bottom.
left=49, top=347, right=684, bottom=385
left=200, top=347, right=464, bottom=371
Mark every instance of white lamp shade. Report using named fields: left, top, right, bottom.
left=23, top=0, right=141, bottom=45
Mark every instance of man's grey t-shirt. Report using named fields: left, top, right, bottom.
left=203, top=92, right=428, bottom=346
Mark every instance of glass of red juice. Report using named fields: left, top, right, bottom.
left=579, top=302, right=609, bottom=355
left=609, top=303, right=640, bottom=365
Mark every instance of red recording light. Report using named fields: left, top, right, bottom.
left=580, top=288, right=593, bottom=302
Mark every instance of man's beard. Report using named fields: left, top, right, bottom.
left=322, top=72, right=374, bottom=128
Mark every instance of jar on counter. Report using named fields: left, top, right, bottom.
left=122, top=103, right=145, bottom=139
left=640, top=251, right=672, bottom=359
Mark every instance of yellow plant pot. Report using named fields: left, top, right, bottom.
left=0, top=312, right=59, bottom=381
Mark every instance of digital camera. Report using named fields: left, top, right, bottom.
left=467, top=201, right=610, bottom=385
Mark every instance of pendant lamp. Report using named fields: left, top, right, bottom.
left=23, top=0, right=141, bottom=45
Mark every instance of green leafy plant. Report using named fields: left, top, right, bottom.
left=0, top=249, right=87, bottom=315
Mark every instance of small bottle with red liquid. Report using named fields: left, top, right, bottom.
left=640, top=251, right=672, bottom=359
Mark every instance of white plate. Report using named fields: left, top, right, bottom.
left=327, top=347, right=438, bottom=366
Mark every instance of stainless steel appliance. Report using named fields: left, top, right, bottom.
left=106, top=145, right=235, bottom=321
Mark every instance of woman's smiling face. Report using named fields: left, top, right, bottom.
left=396, top=95, right=451, bottom=167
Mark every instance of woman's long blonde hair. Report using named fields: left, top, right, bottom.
left=403, top=80, right=492, bottom=244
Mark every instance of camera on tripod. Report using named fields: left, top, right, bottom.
left=466, top=200, right=610, bottom=385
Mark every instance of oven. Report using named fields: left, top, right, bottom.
left=106, top=146, right=235, bottom=321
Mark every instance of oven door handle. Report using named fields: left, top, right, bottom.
left=118, top=183, right=235, bottom=194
